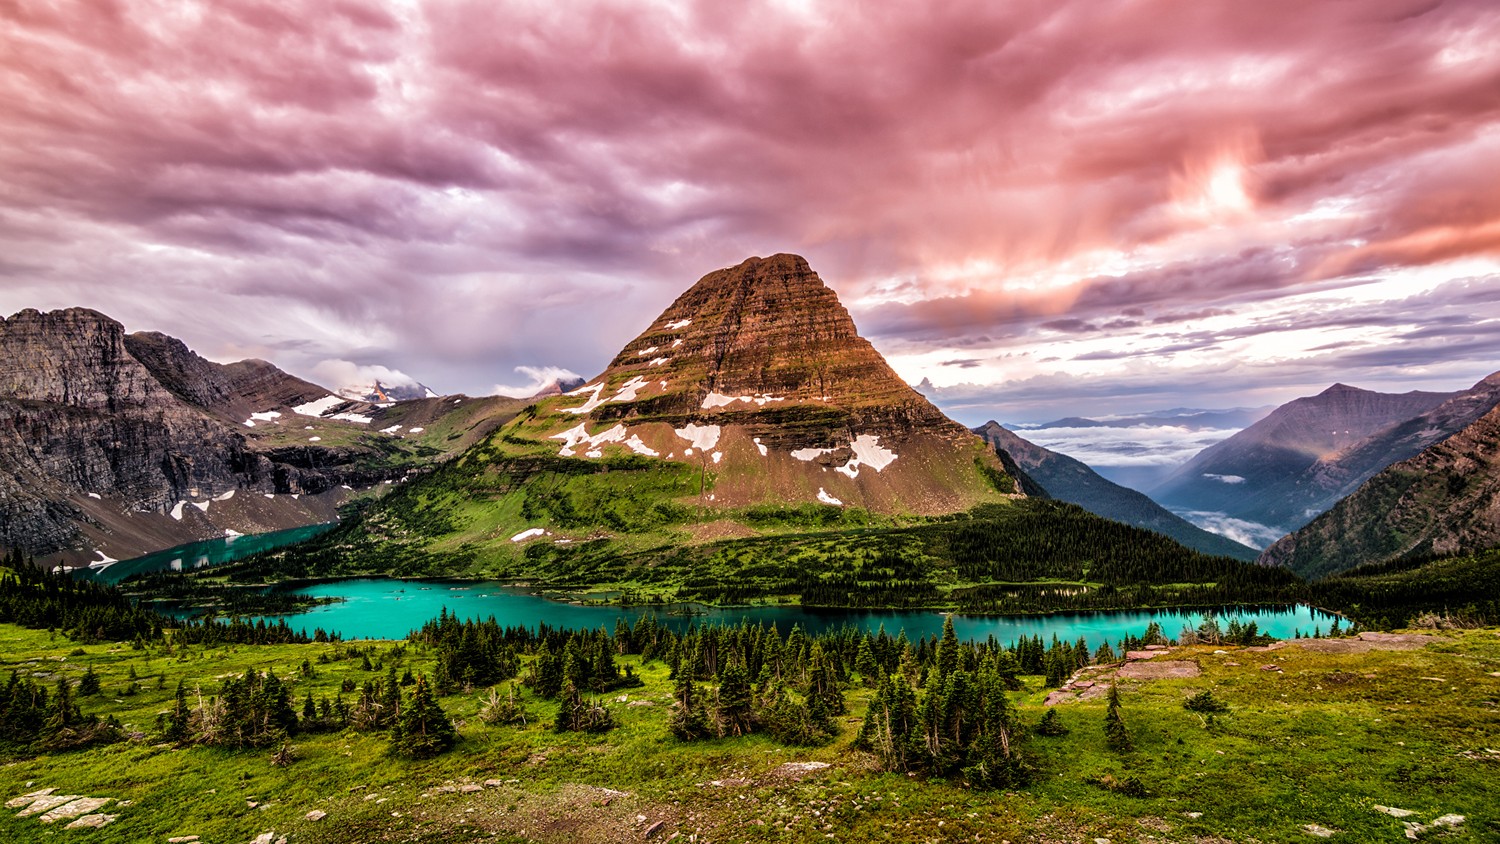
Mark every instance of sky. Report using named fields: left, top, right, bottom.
left=3, top=0, right=1499, bottom=424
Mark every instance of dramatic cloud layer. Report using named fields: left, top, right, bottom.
left=2, top=0, right=1497, bottom=419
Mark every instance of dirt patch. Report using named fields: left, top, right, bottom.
left=768, top=761, right=831, bottom=781
left=1293, top=632, right=1441, bottom=654
left=1116, top=659, right=1202, bottom=680
left=681, top=519, right=760, bottom=543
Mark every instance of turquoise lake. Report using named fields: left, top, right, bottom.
left=76, top=522, right=338, bottom=586
left=247, top=577, right=1340, bottom=646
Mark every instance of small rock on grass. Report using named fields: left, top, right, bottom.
left=1303, top=823, right=1338, bottom=837
left=5, top=788, right=56, bottom=809
left=305, top=810, right=326, bottom=821
left=1375, top=806, right=1416, bottom=818
left=65, top=814, right=116, bottom=829
left=167, top=837, right=200, bottom=843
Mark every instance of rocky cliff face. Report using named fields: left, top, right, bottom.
left=975, top=422, right=1257, bottom=560
left=124, top=331, right=329, bottom=418
left=1259, top=396, right=1500, bottom=579
left=0, top=308, right=508, bottom=566
left=1151, top=383, right=1460, bottom=539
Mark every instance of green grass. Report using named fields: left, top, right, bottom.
left=2, top=623, right=1497, bottom=843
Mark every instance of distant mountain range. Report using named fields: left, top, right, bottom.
left=336, top=379, right=440, bottom=404
left=1005, top=408, right=1267, bottom=491
left=1261, top=385, right=1500, bottom=579
left=1148, top=382, right=1496, bottom=543
left=974, top=422, right=1257, bottom=560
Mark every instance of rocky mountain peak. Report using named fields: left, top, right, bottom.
left=0, top=308, right=176, bottom=410
left=577, top=253, right=960, bottom=440
left=508, top=254, right=1015, bottom=517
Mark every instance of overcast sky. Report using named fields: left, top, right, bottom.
left=3, top=0, right=1498, bottom=423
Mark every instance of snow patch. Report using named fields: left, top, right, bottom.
left=636, top=346, right=659, bottom=356
left=245, top=410, right=282, bottom=426
left=169, top=502, right=185, bottom=520
left=793, top=434, right=898, bottom=479
left=381, top=424, right=402, bottom=434
left=836, top=434, right=899, bottom=479
left=674, top=423, right=721, bottom=451
left=702, top=392, right=785, bottom=410
left=327, top=412, right=372, bottom=424
left=214, top=490, right=235, bottom=501
left=293, top=396, right=344, bottom=417
left=648, top=357, right=669, bottom=367
left=551, top=422, right=629, bottom=457
left=224, top=529, right=243, bottom=539
left=665, top=318, right=692, bottom=330
left=85, top=492, right=102, bottom=500
left=1203, top=473, right=1246, bottom=484
left=753, top=437, right=768, bottom=457
left=510, top=528, right=548, bottom=543
left=90, top=549, right=118, bottom=568
left=608, top=376, right=650, bottom=403
left=191, top=501, right=211, bottom=513
left=624, top=435, right=659, bottom=457
left=562, top=383, right=606, bottom=415
left=409, top=427, right=425, bottom=434
left=712, top=451, right=723, bottom=464
left=817, top=488, right=844, bottom=506
left=263, top=493, right=275, bottom=499
left=309, top=436, right=322, bottom=442
left=671, top=338, right=683, bottom=348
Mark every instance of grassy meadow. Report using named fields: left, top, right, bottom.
left=2, top=622, right=1496, bottom=843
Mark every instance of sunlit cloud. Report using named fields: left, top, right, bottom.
left=0, top=0, right=1496, bottom=420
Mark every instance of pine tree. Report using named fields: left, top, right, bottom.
left=806, top=643, right=845, bottom=716
left=162, top=681, right=190, bottom=743
left=668, top=673, right=708, bottom=741
left=1036, top=707, right=1068, bottom=736
left=78, top=666, right=100, bottom=697
left=856, top=673, right=917, bottom=771
left=389, top=675, right=457, bottom=758
left=531, top=641, right=563, bottom=699
left=1104, top=684, right=1132, bottom=752
left=855, top=637, right=880, bottom=687
left=553, top=679, right=613, bottom=733
left=713, top=663, right=754, bottom=738
left=936, top=616, right=959, bottom=680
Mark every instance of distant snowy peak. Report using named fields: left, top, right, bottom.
left=336, top=379, right=439, bottom=404
left=527, top=375, right=588, bottom=399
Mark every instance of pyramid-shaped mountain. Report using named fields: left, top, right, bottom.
left=507, top=254, right=1015, bottom=515
left=582, top=253, right=962, bottom=435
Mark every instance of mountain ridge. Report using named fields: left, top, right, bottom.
left=975, top=422, right=1258, bottom=560
left=0, top=307, right=526, bottom=565
left=1259, top=394, right=1500, bottom=579
left=1151, top=383, right=1462, bottom=541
